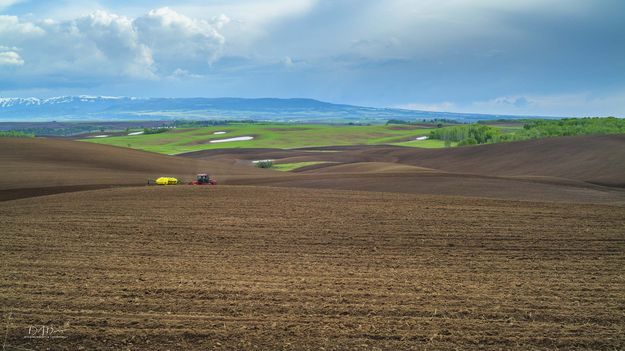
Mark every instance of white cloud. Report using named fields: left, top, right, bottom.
left=0, top=15, right=45, bottom=35
left=171, top=0, right=315, bottom=25
left=469, top=93, right=625, bottom=117
left=401, top=92, right=625, bottom=117
left=134, top=7, right=225, bottom=70
left=169, top=68, right=203, bottom=79
left=212, top=14, right=231, bottom=30
left=167, top=0, right=316, bottom=56
left=0, top=51, right=23, bottom=65
left=282, top=56, right=294, bottom=68
left=397, top=92, right=625, bottom=117
left=0, top=8, right=227, bottom=80
left=0, top=0, right=22, bottom=9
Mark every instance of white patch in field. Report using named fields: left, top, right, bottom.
left=210, top=136, right=254, bottom=143
left=213, top=131, right=227, bottom=134
left=128, top=131, right=144, bottom=135
left=92, top=135, right=109, bottom=138
left=252, top=159, right=273, bottom=163
left=415, top=136, right=429, bottom=141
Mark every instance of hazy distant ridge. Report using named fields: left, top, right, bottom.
left=0, top=96, right=555, bottom=122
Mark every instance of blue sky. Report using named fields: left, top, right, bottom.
left=0, top=0, right=624, bottom=116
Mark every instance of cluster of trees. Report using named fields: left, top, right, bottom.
left=2, top=125, right=110, bottom=136
left=429, top=124, right=501, bottom=146
left=0, top=130, right=35, bottom=138
left=142, top=127, right=168, bottom=135
left=255, top=160, right=273, bottom=169
left=430, top=117, right=625, bottom=147
left=386, top=119, right=412, bottom=125
left=172, top=120, right=258, bottom=128
left=386, top=118, right=464, bottom=126
left=512, top=117, right=625, bottom=140
left=0, top=122, right=177, bottom=137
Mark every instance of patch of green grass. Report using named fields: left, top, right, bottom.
left=272, top=161, right=332, bottom=171
left=0, top=131, right=35, bottom=138
left=392, top=139, right=455, bottom=148
left=81, top=123, right=436, bottom=154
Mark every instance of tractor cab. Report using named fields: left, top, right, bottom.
left=197, top=174, right=209, bottom=183
left=191, top=173, right=217, bottom=185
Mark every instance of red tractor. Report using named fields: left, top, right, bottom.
left=190, top=173, right=217, bottom=185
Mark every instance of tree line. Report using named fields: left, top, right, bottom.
left=429, top=117, right=624, bottom=147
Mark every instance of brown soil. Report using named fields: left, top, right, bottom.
left=295, top=162, right=436, bottom=174
left=355, top=135, right=625, bottom=187
left=3, top=135, right=625, bottom=206
left=182, top=135, right=625, bottom=187
left=4, top=137, right=625, bottom=204
left=0, top=137, right=275, bottom=200
left=2, top=186, right=624, bottom=350
left=2, top=136, right=625, bottom=349
left=229, top=172, right=625, bottom=204
left=180, top=135, right=625, bottom=204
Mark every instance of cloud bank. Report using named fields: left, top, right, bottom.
left=0, top=7, right=226, bottom=81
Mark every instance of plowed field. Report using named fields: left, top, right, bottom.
left=2, top=186, right=624, bottom=350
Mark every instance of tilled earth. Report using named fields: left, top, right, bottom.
left=1, top=186, right=625, bottom=350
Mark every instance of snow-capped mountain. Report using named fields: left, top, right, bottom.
left=0, top=95, right=131, bottom=107
left=0, top=96, right=535, bottom=122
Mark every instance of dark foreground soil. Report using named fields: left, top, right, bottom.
left=2, top=186, right=624, bottom=350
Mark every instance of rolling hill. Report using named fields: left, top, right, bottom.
left=181, top=135, right=625, bottom=203
left=0, top=137, right=272, bottom=201
left=184, top=135, right=625, bottom=187
left=3, top=135, right=625, bottom=204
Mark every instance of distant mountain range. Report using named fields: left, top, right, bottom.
left=0, top=96, right=556, bottom=122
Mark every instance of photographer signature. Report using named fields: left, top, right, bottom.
left=24, top=325, right=67, bottom=339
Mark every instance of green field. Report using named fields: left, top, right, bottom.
left=272, top=161, right=334, bottom=171
left=393, top=139, right=455, bottom=148
left=82, top=123, right=437, bottom=154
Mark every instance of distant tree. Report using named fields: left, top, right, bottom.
left=430, top=124, right=501, bottom=145
left=255, top=160, right=273, bottom=169
left=386, top=119, right=411, bottom=125
left=430, top=117, right=625, bottom=148
left=458, top=137, right=478, bottom=146
left=143, top=128, right=168, bottom=135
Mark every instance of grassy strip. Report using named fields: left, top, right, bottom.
left=272, top=162, right=332, bottom=171
left=392, top=139, right=454, bottom=148
left=0, top=131, right=35, bottom=138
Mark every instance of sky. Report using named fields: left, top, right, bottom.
left=0, top=0, right=624, bottom=117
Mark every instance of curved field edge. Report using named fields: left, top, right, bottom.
left=271, top=161, right=334, bottom=171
